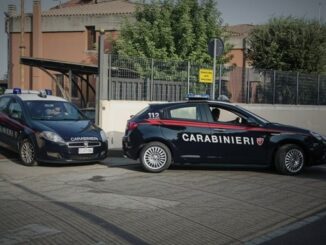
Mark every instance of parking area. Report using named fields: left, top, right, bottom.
left=1, top=151, right=326, bottom=244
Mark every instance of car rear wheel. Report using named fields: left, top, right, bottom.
left=19, top=139, right=38, bottom=166
left=140, top=142, right=172, bottom=173
left=275, top=144, right=304, bottom=175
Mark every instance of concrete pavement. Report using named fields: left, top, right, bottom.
left=1, top=153, right=326, bottom=244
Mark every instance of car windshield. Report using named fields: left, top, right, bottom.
left=236, top=105, right=270, bottom=124
left=26, top=101, right=87, bottom=121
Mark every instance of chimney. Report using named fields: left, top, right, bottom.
left=7, top=4, right=17, bottom=17
left=32, top=0, right=43, bottom=89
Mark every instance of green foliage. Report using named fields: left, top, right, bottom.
left=248, top=17, right=326, bottom=73
left=113, top=0, right=230, bottom=64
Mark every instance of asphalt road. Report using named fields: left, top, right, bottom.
left=263, top=214, right=326, bottom=245
left=1, top=147, right=326, bottom=244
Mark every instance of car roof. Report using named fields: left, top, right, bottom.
left=2, top=93, right=67, bottom=102
left=16, top=94, right=67, bottom=102
left=149, top=100, right=232, bottom=108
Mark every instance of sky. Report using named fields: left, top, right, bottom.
left=0, top=0, right=325, bottom=79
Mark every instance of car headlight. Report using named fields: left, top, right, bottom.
left=100, top=130, right=107, bottom=142
left=311, top=131, right=323, bottom=141
left=40, top=131, right=65, bottom=143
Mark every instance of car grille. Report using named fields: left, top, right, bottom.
left=67, top=141, right=101, bottom=148
left=69, top=154, right=100, bottom=161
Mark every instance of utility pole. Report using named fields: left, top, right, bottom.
left=20, top=0, right=25, bottom=89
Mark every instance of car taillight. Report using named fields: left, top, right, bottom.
left=127, top=121, right=138, bottom=131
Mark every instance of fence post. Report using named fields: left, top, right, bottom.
left=98, top=32, right=108, bottom=101
left=296, top=72, right=299, bottom=105
left=145, top=78, right=150, bottom=101
left=273, top=70, right=276, bottom=104
left=96, top=33, right=104, bottom=125
left=317, top=74, right=320, bottom=105
left=246, top=68, right=250, bottom=103
left=150, top=58, right=154, bottom=101
left=218, top=64, right=222, bottom=97
left=187, top=61, right=190, bottom=94
left=108, top=53, right=112, bottom=100
left=211, top=38, right=217, bottom=100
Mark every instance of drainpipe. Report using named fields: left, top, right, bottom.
left=32, top=0, right=43, bottom=90
left=6, top=4, right=16, bottom=88
left=20, top=0, right=25, bottom=89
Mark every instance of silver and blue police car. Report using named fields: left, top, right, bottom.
left=0, top=88, right=108, bottom=166
left=123, top=95, right=326, bottom=175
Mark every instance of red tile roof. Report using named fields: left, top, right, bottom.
left=226, top=24, right=255, bottom=38
left=43, top=0, right=138, bottom=16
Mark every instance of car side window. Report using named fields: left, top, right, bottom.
left=168, top=106, right=201, bottom=121
left=0, top=97, right=10, bottom=113
left=8, top=101, right=23, bottom=120
left=210, top=106, right=246, bottom=124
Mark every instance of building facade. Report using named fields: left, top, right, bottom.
left=6, top=0, right=136, bottom=106
left=5, top=0, right=251, bottom=106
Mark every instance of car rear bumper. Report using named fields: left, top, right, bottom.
left=122, top=136, right=139, bottom=160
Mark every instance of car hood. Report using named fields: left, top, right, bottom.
left=265, top=122, right=310, bottom=134
left=32, top=120, right=101, bottom=141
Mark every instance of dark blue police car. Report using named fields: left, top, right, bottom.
left=0, top=89, right=108, bottom=166
left=123, top=97, right=326, bottom=174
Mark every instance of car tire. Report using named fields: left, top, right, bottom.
left=275, top=144, right=304, bottom=175
left=140, top=142, right=172, bottom=173
left=19, top=139, right=38, bottom=166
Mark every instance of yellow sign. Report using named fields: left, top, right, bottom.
left=199, top=69, right=213, bottom=83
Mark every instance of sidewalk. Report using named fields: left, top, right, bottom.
left=1, top=155, right=326, bottom=244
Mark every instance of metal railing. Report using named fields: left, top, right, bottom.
left=106, top=54, right=326, bottom=105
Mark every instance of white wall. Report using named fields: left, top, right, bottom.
left=240, top=104, right=326, bottom=135
left=99, top=100, right=326, bottom=149
left=99, top=100, right=155, bottom=149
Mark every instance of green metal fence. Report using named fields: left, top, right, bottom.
left=107, top=54, right=326, bottom=105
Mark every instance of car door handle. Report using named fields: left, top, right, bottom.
left=213, top=129, right=226, bottom=132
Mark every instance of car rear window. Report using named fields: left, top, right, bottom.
left=167, top=105, right=202, bottom=121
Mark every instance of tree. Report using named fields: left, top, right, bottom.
left=113, top=0, right=230, bottom=64
left=247, top=17, right=326, bottom=73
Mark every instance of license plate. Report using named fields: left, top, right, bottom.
left=78, top=148, right=93, bottom=154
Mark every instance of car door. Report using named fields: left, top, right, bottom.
left=161, top=103, right=213, bottom=163
left=5, top=99, right=25, bottom=150
left=0, top=96, right=13, bottom=148
left=205, top=104, right=270, bottom=165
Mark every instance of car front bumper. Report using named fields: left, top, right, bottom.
left=35, top=139, right=108, bottom=164
left=307, top=140, right=326, bottom=166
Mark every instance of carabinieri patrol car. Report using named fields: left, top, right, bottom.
left=0, top=88, right=108, bottom=166
left=123, top=96, right=326, bottom=175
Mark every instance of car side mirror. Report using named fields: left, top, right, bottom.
left=246, top=118, right=259, bottom=127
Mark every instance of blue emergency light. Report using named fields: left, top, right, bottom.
left=13, top=88, right=22, bottom=94
left=45, top=89, right=52, bottom=95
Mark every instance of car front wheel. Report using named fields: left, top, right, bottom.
left=19, top=139, right=38, bottom=166
left=140, top=142, right=172, bottom=173
left=275, top=144, right=304, bottom=175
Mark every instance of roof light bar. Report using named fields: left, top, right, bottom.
left=186, top=93, right=210, bottom=100
left=4, top=88, right=53, bottom=97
